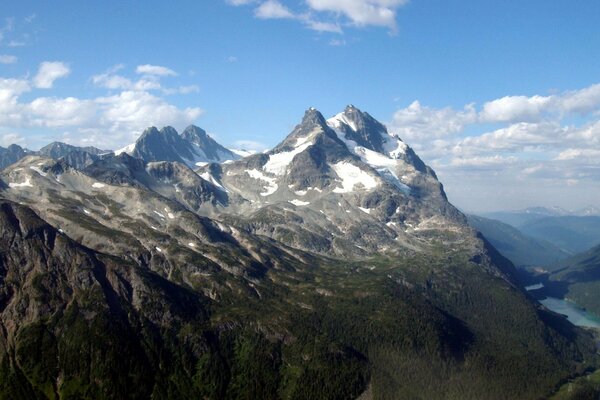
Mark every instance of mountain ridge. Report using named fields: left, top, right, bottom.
left=0, top=106, right=597, bottom=399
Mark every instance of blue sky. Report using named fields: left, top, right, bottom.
left=1, top=0, right=600, bottom=211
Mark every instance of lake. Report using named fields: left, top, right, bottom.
left=540, top=297, right=600, bottom=328
left=526, top=283, right=600, bottom=328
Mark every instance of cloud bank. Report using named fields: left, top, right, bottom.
left=388, top=83, right=600, bottom=211
left=0, top=62, right=202, bottom=149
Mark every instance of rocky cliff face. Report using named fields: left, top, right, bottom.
left=0, top=107, right=596, bottom=399
left=0, top=144, right=30, bottom=170
left=196, top=106, right=466, bottom=256
left=119, top=125, right=239, bottom=167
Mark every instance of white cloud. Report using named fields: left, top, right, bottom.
left=162, top=85, right=200, bottom=95
left=0, top=132, right=25, bottom=147
left=228, top=0, right=408, bottom=33
left=92, top=65, right=194, bottom=93
left=255, top=0, right=295, bottom=19
left=449, top=155, right=518, bottom=168
left=302, top=18, right=343, bottom=33
left=452, top=122, right=564, bottom=155
left=555, top=148, right=600, bottom=162
left=33, top=62, right=70, bottom=89
left=95, top=91, right=202, bottom=143
left=226, top=0, right=255, bottom=4
left=28, top=97, right=97, bottom=127
left=480, top=95, right=553, bottom=123
left=0, top=62, right=204, bottom=150
left=233, top=139, right=268, bottom=152
left=388, top=82, right=600, bottom=211
left=0, top=55, right=17, bottom=64
left=306, top=0, right=408, bottom=30
left=390, top=100, right=477, bottom=140
left=559, top=83, right=600, bottom=114
left=92, top=72, right=134, bottom=90
left=135, top=64, right=177, bottom=76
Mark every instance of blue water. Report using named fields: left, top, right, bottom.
left=540, top=297, right=600, bottom=328
left=525, top=283, right=544, bottom=291
left=525, top=282, right=600, bottom=328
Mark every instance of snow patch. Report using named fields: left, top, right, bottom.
left=289, top=199, right=310, bottom=206
left=245, top=169, right=278, bottom=196
left=294, top=190, right=307, bottom=196
left=29, top=166, right=47, bottom=177
left=199, top=171, right=227, bottom=191
left=83, top=209, right=91, bottom=215
left=327, top=115, right=411, bottom=194
left=263, top=141, right=312, bottom=175
left=9, top=178, right=33, bottom=188
left=188, top=242, right=196, bottom=247
left=153, top=210, right=166, bottom=219
left=114, top=142, right=135, bottom=155
left=92, top=182, right=106, bottom=188
left=330, top=162, right=378, bottom=193
left=328, top=112, right=358, bottom=131
left=155, top=247, right=162, bottom=252
left=358, top=207, right=371, bottom=214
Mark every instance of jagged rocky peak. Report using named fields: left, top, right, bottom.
left=328, top=104, right=390, bottom=153
left=116, top=125, right=239, bottom=167
left=273, top=107, right=338, bottom=151
left=181, top=124, right=240, bottom=161
left=328, top=105, right=429, bottom=174
left=0, top=143, right=30, bottom=169
left=181, top=124, right=209, bottom=142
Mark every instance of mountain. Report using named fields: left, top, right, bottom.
left=38, top=141, right=110, bottom=170
left=483, top=206, right=569, bottom=227
left=483, top=208, right=600, bottom=255
left=519, top=216, right=600, bottom=254
left=575, top=205, right=600, bottom=216
left=198, top=105, right=464, bottom=256
left=0, top=144, right=30, bottom=169
left=0, top=142, right=109, bottom=172
left=546, top=244, right=600, bottom=316
left=116, top=124, right=239, bottom=167
left=38, top=141, right=108, bottom=158
left=467, top=214, right=570, bottom=268
left=0, top=107, right=597, bottom=399
left=1, top=125, right=239, bottom=173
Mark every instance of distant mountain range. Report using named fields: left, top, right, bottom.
left=482, top=208, right=600, bottom=255
left=0, top=124, right=240, bottom=172
left=466, top=214, right=570, bottom=268
left=0, top=106, right=595, bottom=399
